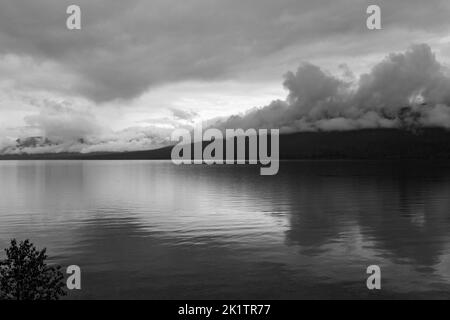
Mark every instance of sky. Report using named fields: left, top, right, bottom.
left=1, top=0, right=450, bottom=153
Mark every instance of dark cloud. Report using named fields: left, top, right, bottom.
left=1, top=0, right=450, bottom=102
left=217, top=44, right=450, bottom=132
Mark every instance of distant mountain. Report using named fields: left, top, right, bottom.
left=1, top=128, right=450, bottom=160
left=15, top=136, right=53, bottom=149
left=277, top=127, right=450, bottom=159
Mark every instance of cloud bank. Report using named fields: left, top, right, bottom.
left=3, top=44, right=450, bottom=155
left=0, top=100, right=175, bottom=154
left=217, top=44, right=450, bottom=132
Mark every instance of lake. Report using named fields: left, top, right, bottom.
left=0, top=160, right=450, bottom=299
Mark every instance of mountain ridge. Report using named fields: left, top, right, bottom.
left=1, top=128, right=450, bottom=160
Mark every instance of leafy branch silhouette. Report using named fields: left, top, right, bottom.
left=0, top=239, right=66, bottom=300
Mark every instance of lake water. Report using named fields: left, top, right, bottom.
left=0, top=160, right=450, bottom=299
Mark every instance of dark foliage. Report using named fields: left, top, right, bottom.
left=0, top=239, right=66, bottom=300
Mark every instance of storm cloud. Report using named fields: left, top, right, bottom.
left=217, top=44, right=450, bottom=132
left=1, top=0, right=450, bottom=102
left=2, top=1, right=450, bottom=154
left=3, top=44, right=450, bottom=154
